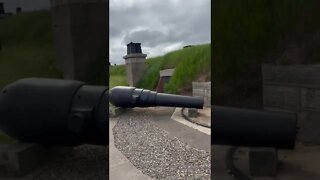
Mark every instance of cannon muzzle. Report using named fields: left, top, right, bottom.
left=109, top=86, right=204, bottom=109
left=212, top=106, right=297, bottom=149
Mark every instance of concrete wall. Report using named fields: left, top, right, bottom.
left=156, top=69, right=175, bottom=92
left=160, top=69, right=174, bottom=77
left=124, top=53, right=147, bottom=87
left=0, top=0, right=50, bottom=14
left=262, top=64, right=320, bottom=144
left=51, top=0, right=108, bottom=84
left=193, top=82, right=211, bottom=107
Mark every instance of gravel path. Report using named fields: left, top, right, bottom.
left=33, top=145, right=108, bottom=180
left=113, top=109, right=211, bottom=180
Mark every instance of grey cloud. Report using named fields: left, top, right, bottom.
left=110, top=25, right=122, bottom=37
left=110, top=0, right=211, bottom=64
left=123, top=29, right=169, bottom=48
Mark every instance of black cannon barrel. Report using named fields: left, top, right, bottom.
left=212, top=106, right=297, bottom=149
left=109, top=86, right=204, bottom=109
left=0, top=78, right=108, bottom=146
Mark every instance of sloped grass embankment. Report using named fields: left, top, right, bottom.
left=139, top=44, right=211, bottom=94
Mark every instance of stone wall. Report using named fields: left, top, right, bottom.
left=193, top=82, right=211, bottom=107
left=262, top=64, right=320, bottom=144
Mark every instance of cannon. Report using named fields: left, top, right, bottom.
left=0, top=78, right=204, bottom=146
left=0, top=78, right=108, bottom=146
left=212, top=106, right=297, bottom=149
left=212, top=106, right=298, bottom=179
left=109, top=86, right=203, bottom=109
left=1, top=78, right=297, bottom=149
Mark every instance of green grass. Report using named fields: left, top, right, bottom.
left=165, top=44, right=211, bottom=93
left=0, top=11, right=53, bottom=46
left=213, top=0, right=306, bottom=84
left=0, top=44, right=61, bottom=88
left=212, top=0, right=320, bottom=106
left=109, top=44, right=211, bottom=93
left=139, top=44, right=211, bottom=93
left=83, top=52, right=108, bottom=86
left=138, top=56, right=164, bottom=90
left=0, top=11, right=61, bottom=88
left=109, top=65, right=128, bottom=107
left=109, top=65, right=128, bottom=88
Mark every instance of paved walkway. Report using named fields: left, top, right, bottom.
left=150, top=107, right=210, bottom=151
left=171, top=108, right=210, bottom=135
left=109, top=118, right=153, bottom=180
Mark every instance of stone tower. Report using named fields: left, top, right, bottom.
left=123, top=42, right=147, bottom=86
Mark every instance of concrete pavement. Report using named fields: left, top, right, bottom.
left=150, top=107, right=211, bottom=152
left=109, top=118, right=153, bottom=180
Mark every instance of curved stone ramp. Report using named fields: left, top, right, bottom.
left=113, top=108, right=211, bottom=180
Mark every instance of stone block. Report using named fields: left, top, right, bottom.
left=160, top=69, right=175, bottom=77
left=263, top=85, right=300, bottom=109
left=192, top=81, right=211, bottom=107
left=205, top=90, right=211, bottom=97
left=296, top=110, right=320, bottom=144
left=262, top=64, right=320, bottom=145
left=249, top=147, right=278, bottom=177
left=262, top=64, right=320, bottom=88
left=192, top=82, right=211, bottom=88
left=188, top=108, right=198, bottom=118
left=193, top=89, right=205, bottom=96
left=263, top=106, right=296, bottom=113
left=301, top=88, right=320, bottom=110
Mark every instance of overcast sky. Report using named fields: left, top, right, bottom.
left=109, top=0, right=211, bottom=65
